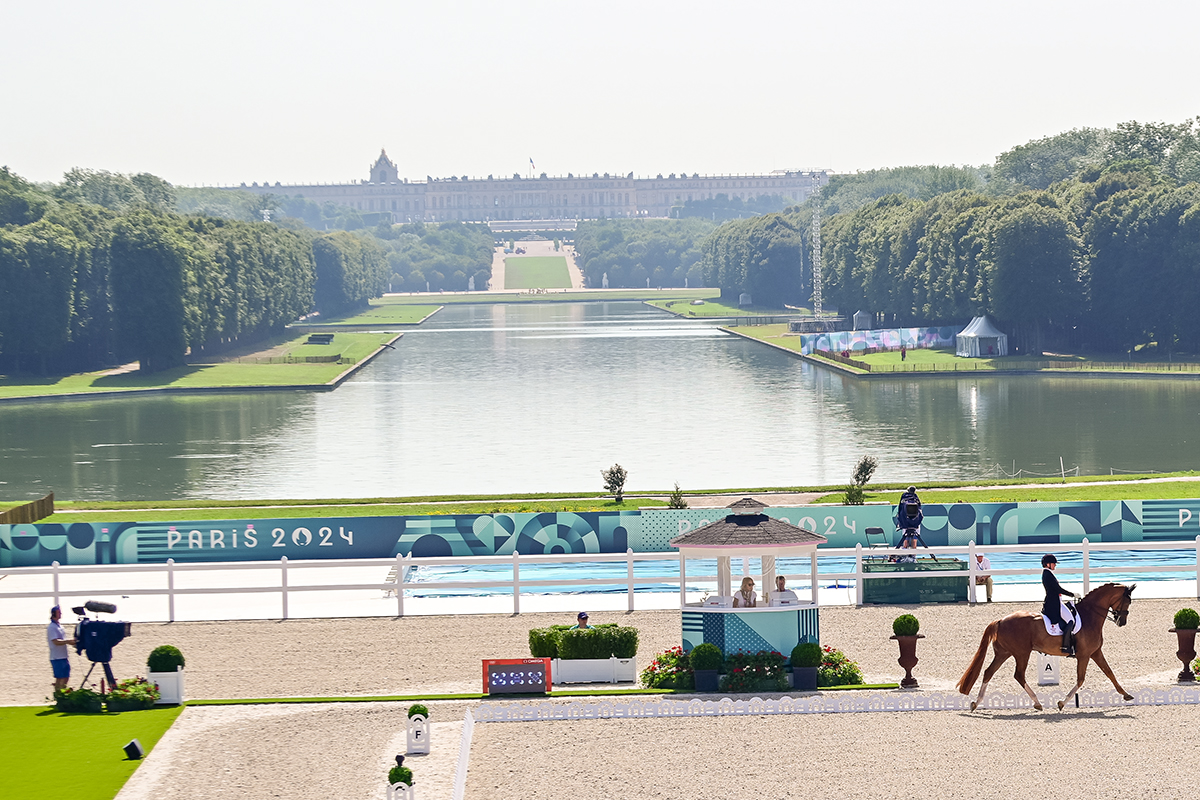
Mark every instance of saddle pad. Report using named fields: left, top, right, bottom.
left=1042, top=603, right=1082, bottom=635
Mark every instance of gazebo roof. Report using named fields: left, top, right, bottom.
left=670, top=512, right=826, bottom=550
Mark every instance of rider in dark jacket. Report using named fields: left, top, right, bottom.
left=1042, top=554, right=1078, bottom=656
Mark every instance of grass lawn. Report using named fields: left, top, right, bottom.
left=43, top=498, right=668, bottom=523
left=311, top=303, right=441, bottom=326
left=375, top=288, right=718, bottom=305
left=504, top=256, right=572, bottom=289
left=0, top=332, right=398, bottom=400
left=0, top=705, right=183, bottom=800
left=648, top=300, right=807, bottom=318
left=815, top=477, right=1200, bottom=504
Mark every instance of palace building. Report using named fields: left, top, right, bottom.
left=232, top=151, right=829, bottom=223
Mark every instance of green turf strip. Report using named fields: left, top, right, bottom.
left=0, top=705, right=183, bottom=800
left=503, top=256, right=571, bottom=289
left=186, top=684, right=899, bottom=705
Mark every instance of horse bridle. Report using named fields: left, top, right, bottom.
left=1108, top=586, right=1134, bottom=625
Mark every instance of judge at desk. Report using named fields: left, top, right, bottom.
left=769, top=575, right=799, bottom=606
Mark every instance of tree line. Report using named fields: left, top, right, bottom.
left=0, top=167, right=392, bottom=373
left=574, top=219, right=713, bottom=289
left=694, top=116, right=1200, bottom=355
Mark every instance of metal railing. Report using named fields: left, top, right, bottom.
left=3, top=538, right=1198, bottom=621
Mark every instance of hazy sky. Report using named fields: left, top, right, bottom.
left=5, top=1, right=1198, bottom=187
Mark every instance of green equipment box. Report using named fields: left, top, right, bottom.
left=862, top=558, right=968, bottom=604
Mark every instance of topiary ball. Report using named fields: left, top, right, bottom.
left=791, top=641, right=823, bottom=668
left=388, top=765, right=414, bottom=786
left=892, top=614, right=920, bottom=637
left=1174, top=608, right=1200, bottom=630
left=689, top=642, right=723, bottom=671
left=407, top=703, right=429, bottom=718
left=147, top=645, right=185, bottom=672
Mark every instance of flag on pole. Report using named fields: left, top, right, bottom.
left=529, top=157, right=536, bottom=170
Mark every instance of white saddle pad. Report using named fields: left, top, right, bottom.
left=1042, top=603, right=1082, bottom=635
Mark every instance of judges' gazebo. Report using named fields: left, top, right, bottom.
left=671, top=498, right=826, bottom=657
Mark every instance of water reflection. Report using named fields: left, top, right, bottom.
left=1, top=302, right=1198, bottom=501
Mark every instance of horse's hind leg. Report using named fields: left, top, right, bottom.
left=1091, top=648, right=1133, bottom=701
left=1057, top=654, right=1088, bottom=710
left=972, top=649, right=1011, bottom=711
left=1012, top=651, right=1042, bottom=711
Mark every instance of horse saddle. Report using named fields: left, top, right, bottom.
left=1042, top=602, right=1081, bottom=636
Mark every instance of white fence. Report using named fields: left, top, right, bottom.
left=3, top=538, right=1199, bottom=622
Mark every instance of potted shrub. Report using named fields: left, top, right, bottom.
left=389, top=755, right=414, bottom=789
left=147, top=645, right=186, bottom=704
left=689, top=643, right=723, bottom=692
left=52, top=685, right=103, bottom=713
left=791, top=642, right=822, bottom=691
left=543, top=625, right=640, bottom=684
left=1170, top=608, right=1199, bottom=683
left=406, top=704, right=430, bottom=753
left=890, top=614, right=924, bottom=689
left=106, top=677, right=160, bottom=712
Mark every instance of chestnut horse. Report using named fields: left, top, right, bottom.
left=957, top=582, right=1135, bottom=711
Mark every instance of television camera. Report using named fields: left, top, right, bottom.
left=72, top=600, right=132, bottom=690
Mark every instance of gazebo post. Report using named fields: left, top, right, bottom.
left=810, top=551, right=819, bottom=606
left=762, top=555, right=776, bottom=602
left=717, top=556, right=732, bottom=597
left=679, top=553, right=687, bottom=608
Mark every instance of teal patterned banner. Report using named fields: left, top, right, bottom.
left=3, top=499, right=1199, bottom=567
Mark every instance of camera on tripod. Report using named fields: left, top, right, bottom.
left=72, top=600, right=132, bottom=689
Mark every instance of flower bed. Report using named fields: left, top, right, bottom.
left=720, top=650, right=788, bottom=693
left=107, top=677, right=160, bottom=711
left=640, top=646, right=693, bottom=690
left=818, top=646, right=864, bottom=687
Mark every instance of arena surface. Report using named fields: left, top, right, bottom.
left=5, top=597, right=1198, bottom=799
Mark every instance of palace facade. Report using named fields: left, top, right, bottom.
left=231, top=151, right=829, bottom=223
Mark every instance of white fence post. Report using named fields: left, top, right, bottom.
left=679, top=554, right=687, bottom=607
left=452, top=709, right=476, bottom=800
left=968, top=541, right=977, bottom=604
left=512, top=551, right=520, bottom=615
left=855, top=544, right=864, bottom=607
left=280, top=556, right=289, bottom=620
left=52, top=560, right=60, bottom=606
left=810, top=551, right=819, bottom=607
left=167, top=558, right=175, bottom=622
left=395, top=552, right=405, bottom=618
left=626, top=548, right=635, bottom=612
left=1082, top=538, right=1090, bottom=595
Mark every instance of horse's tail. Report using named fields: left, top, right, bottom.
left=956, top=620, right=998, bottom=695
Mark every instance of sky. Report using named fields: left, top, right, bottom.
left=4, top=0, right=1199, bottom=188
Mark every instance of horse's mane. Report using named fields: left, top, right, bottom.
left=1079, top=582, right=1134, bottom=609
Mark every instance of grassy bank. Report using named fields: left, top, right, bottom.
left=306, top=303, right=441, bottom=326
left=815, top=478, right=1200, bottom=504
left=647, top=300, right=806, bottom=318
left=0, top=331, right=399, bottom=400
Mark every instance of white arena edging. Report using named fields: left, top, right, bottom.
left=475, top=687, right=1200, bottom=721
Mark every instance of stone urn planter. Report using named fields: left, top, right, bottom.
left=890, top=634, right=925, bottom=689
left=1169, top=628, right=1197, bottom=683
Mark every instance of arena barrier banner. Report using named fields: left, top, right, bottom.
left=3, top=499, right=1200, bottom=566
left=795, top=325, right=958, bottom=356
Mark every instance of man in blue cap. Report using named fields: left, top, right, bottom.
left=571, top=612, right=590, bottom=630
left=47, top=605, right=76, bottom=691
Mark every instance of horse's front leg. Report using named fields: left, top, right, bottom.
left=1091, top=648, right=1134, bottom=701
left=1012, top=652, right=1042, bottom=711
left=1057, top=655, right=1088, bottom=710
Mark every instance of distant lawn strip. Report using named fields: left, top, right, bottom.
left=0, top=332, right=398, bottom=400
left=44, top=498, right=668, bottom=523
left=649, top=300, right=808, bottom=318
left=308, top=303, right=441, bottom=326
left=0, top=705, right=183, bottom=800
left=376, top=288, right=719, bottom=305
left=814, top=479, right=1200, bottom=504
left=504, top=256, right=572, bottom=289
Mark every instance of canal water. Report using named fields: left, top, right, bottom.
left=2, top=301, right=1199, bottom=501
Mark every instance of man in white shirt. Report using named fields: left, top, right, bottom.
left=974, top=554, right=993, bottom=602
left=47, top=605, right=76, bottom=690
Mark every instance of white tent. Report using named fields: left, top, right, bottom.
left=956, top=315, right=1008, bottom=357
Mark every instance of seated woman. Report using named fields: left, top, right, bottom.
left=732, top=576, right=757, bottom=608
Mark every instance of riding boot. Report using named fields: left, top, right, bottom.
left=1061, top=625, right=1075, bottom=658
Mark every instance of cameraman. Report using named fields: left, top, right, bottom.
left=47, top=605, right=76, bottom=691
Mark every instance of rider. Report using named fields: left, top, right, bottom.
left=1042, top=554, right=1079, bottom=656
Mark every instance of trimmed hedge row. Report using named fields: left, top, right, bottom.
left=528, top=624, right=638, bottom=659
